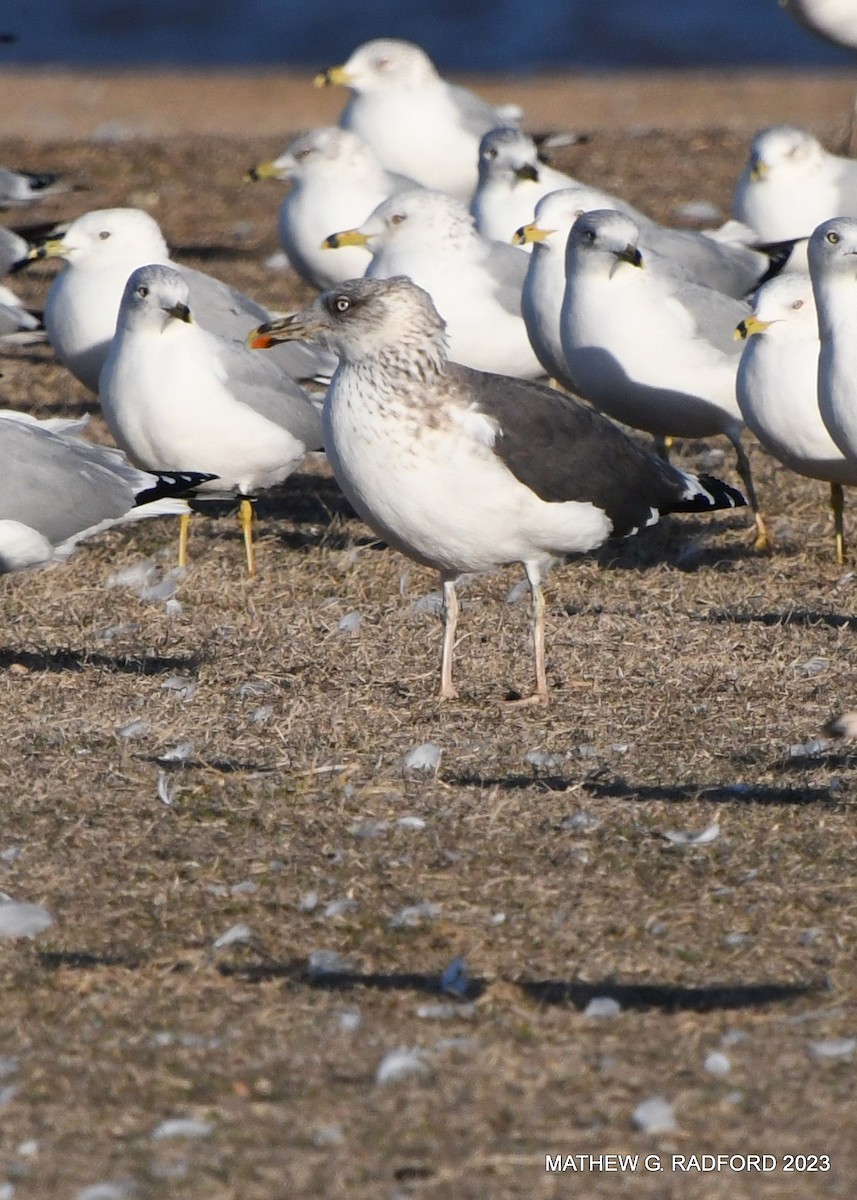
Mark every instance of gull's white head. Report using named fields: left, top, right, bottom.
left=116, top=263, right=193, bottom=334
left=564, top=209, right=643, bottom=273
left=745, top=125, right=826, bottom=181
left=808, top=217, right=857, bottom=284
left=38, top=208, right=169, bottom=267
left=319, top=39, right=440, bottom=94
left=737, top=273, right=817, bottom=343
left=515, top=186, right=617, bottom=251
left=327, top=189, right=474, bottom=254
left=269, top=127, right=380, bottom=181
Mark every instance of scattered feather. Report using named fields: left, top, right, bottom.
left=416, top=1003, right=476, bottom=1020
left=411, top=591, right=443, bottom=616
left=116, top=719, right=149, bottom=740
left=704, top=1051, right=732, bottom=1077
left=350, top=820, right=388, bottom=839
left=0, top=846, right=22, bottom=864
left=164, top=599, right=183, bottom=618
left=505, top=579, right=530, bottom=604
left=376, top=1047, right=428, bottom=1085
left=0, top=1084, right=19, bottom=1108
left=796, top=656, right=828, bottom=678
left=402, top=743, right=441, bottom=774
left=809, top=1038, right=856, bottom=1062
left=524, top=749, right=565, bottom=770
left=107, top=560, right=156, bottom=589
left=584, top=996, right=621, bottom=1019
left=17, top=1141, right=37, bottom=1157
left=158, top=741, right=194, bottom=764
left=250, top=705, right=273, bottom=724
left=338, top=1010, right=361, bottom=1033
left=389, top=901, right=441, bottom=929
left=160, top=675, right=197, bottom=701
left=490, top=912, right=506, bottom=925
left=229, top=880, right=257, bottom=896
left=396, top=816, right=426, bottom=830
left=298, top=890, right=319, bottom=912
left=337, top=611, right=362, bottom=634
left=313, top=1124, right=344, bottom=1147
left=722, top=931, right=751, bottom=947
left=156, top=772, right=176, bottom=806
left=0, top=900, right=53, bottom=939
left=788, top=738, right=831, bottom=758
left=306, top=949, right=354, bottom=976
left=662, top=821, right=720, bottom=846
left=76, top=1183, right=136, bottom=1200
left=323, top=896, right=358, bottom=919
left=212, top=923, right=252, bottom=949
left=151, top=1118, right=213, bottom=1140
left=611, top=742, right=633, bottom=754
left=235, top=680, right=272, bottom=699
left=560, top=810, right=601, bottom=833
left=632, top=1096, right=676, bottom=1134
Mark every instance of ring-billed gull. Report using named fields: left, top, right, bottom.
left=780, top=1, right=857, bottom=50
left=516, top=188, right=775, bottom=392
left=324, top=189, right=542, bottom=378
left=100, top=265, right=323, bottom=575
left=560, top=209, right=766, bottom=546
left=736, top=272, right=856, bottom=562
left=248, top=276, right=745, bottom=703
left=734, top=126, right=857, bottom=243
left=29, top=208, right=333, bottom=393
left=0, top=165, right=69, bottom=208
left=245, top=127, right=421, bottom=289
left=315, top=39, right=523, bottom=198
left=0, top=410, right=211, bottom=573
left=808, top=219, right=857, bottom=507
left=470, top=127, right=576, bottom=248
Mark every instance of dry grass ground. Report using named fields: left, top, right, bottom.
left=1, top=107, right=857, bottom=1199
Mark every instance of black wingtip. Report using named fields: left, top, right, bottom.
left=134, top=471, right=218, bottom=507
left=669, top=473, right=747, bottom=514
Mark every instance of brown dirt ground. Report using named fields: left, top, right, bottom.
left=1, top=71, right=857, bottom=1200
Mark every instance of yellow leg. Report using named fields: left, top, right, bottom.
left=178, top=511, right=191, bottom=568
left=439, top=577, right=459, bottom=700
left=729, top=432, right=770, bottom=551
left=654, top=435, right=674, bottom=463
left=831, top=482, right=846, bottom=565
left=239, top=497, right=256, bottom=576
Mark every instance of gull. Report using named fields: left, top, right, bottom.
left=733, top=126, right=857, bottom=243
left=0, top=410, right=211, bottom=573
left=0, top=165, right=69, bottom=208
left=807, top=218, right=857, bottom=538
left=736, top=272, right=857, bottom=562
left=470, top=127, right=576, bottom=248
left=559, top=209, right=767, bottom=546
left=248, top=276, right=745, bottom=703
left=28, top=207, right=333, bottom=393
left=315, top=38, right=523, bottom=198
left=516, top=188, right=776, bottom=391
left=324, top=189, right=543, bottom=379
left=0, top=226, right=45, bottom=343
left=245, top=126, right=421, bottom=289
left=99, top=265, right=323, bottom=575
left=781, top=0, right=857, bottom=48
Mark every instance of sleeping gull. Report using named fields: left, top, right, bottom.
left=28, top=208, right=333, bottom=393
left=736, top=272, right=856, bottom=562
left=470, top=127, right=576, bottom=248
left=324, top=189, right=543, bottom=378
left=100, top=265, right=323, bottom=575
left=0, top=410, right=211, bottom=573
left=245, top=126, right=421, bottom=289
left=248, top=276, right=745, bottom=703
left=0, top=165, right=69, bottom=208
left=560, top=209, right=766, bottom=547
left=315, top=38, right=523, bottom=197
left=733, top=126, right=857, bottom=244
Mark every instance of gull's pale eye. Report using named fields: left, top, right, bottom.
left=792, top=299, right=804, bottom=310
left=584, top=229, right=596, bottom=242
left=375, top=57, right=391, bottom=70
left=826, top=230, right=841, bottom=245
left=136, top=285, right=149, bottom=298
left=99, top=230, right=111, bottom=240
left=295, top=147, right=312, bottom=159
left=333, top=295, right=351, bottom=313
left=390, top=213, right=406, bottom=225
left=484, top=147, right=497, bottom=161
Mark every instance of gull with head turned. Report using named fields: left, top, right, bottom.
left=315, top=38, right=523, bottom=198
left=249, top=276, right=745, bottom=704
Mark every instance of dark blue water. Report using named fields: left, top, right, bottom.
left=3, top=0, right=854, bottom=71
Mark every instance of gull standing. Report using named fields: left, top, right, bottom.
left=245, top=126, right=421, bottom=289
left=560, top=209, right=766, bottom=546
left=807, top=219, right=857, bottom=533
left=736, top=272, right=857, bottom=561
left=29, top=208, right=332, bottom=393
left=0, top=410, right=211, bottom=573
left=315, top=39, right=523, bottom=197
left=0, top=165, right=69, bottom=208
left=100, top=265, right=323, bottom=574
left=324, top=189, right=543, bottom=379
left=734, top=126, right=857, bottom=244
left=248, top=277, right=745, bottom=703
